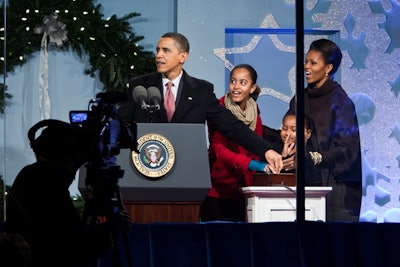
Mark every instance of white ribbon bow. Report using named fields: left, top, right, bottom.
left=34, top=13, right=68, bottom=119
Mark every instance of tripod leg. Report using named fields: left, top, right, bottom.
left=110, top=186, right=134, bottom=267
left=111, top=227, right=134, bottom=267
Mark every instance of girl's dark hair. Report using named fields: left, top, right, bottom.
left=309, top=38, right=342, bottom=76
left=304, top=115, right=312, bottom=131
left=231, top=64, right=260, bottom=100
left=282, top=110, right=313, bottom=131
left=282, top=110, right=295, bottom=123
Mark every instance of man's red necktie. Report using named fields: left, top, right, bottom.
left=164, top=81, right=175, bottom=122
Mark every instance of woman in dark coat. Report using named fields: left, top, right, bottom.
left=288, top=39, right=362, bottom=222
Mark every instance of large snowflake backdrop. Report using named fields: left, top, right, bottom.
left=213, top=0, right=400, bottom=223
left=307, top=0, right=400, bottom=223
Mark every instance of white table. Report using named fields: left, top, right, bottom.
left=241, top=186, right=332, bottom=222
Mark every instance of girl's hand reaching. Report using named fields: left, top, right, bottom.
left=282, top=134, right=296, bottom=158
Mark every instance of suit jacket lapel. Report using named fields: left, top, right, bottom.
left=147, top=73, right=163, bottom=91
left=173, top=71, right=196, bottom=121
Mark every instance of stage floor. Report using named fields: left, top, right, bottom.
left=98, top=220, right=400, bottom=267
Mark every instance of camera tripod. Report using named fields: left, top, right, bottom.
left=83, top=163, right=134, bottom=267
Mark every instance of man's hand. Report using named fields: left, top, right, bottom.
left=264, top=149, right=283, bottom=173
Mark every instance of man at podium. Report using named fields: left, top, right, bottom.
left=126, top=32, right=282, bottom=172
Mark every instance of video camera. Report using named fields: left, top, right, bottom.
left=70, top=92, right=137, bottom=156
left=69, top=92, right=137, bottom=219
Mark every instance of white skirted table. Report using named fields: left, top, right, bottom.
left=241, top=186, right=332, bottom=222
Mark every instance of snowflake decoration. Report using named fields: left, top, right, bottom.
left=389, top=122, right=400, bottom=145
left=263, top=0, right=332, bottom=28
left=340, top=13, right=369, bottom=70
left=369, top=0, right=400, bottom=54
left=388, top=65, right=400, bottom=97
left=360, top=150, right=393, bottom=222
left=396, top=154, right=400, bottom=168
left=304, top=0, right=332, bottom=28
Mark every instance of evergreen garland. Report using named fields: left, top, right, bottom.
left=0, top=0, right=156, bottom=113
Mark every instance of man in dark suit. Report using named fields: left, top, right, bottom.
left=127, top=32, right=282, bottom=172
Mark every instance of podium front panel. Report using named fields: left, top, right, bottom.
left=79, top=123, right=211, bottom=202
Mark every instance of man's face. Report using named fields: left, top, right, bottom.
left=155, top=37, right=187, bottom=80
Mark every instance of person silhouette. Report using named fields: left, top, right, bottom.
left=5, top=119, right=122, bottom=267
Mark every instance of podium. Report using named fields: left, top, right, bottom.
left=79, top=123, right=211, bottom=223
left=252, top=173, right=296, bottom=186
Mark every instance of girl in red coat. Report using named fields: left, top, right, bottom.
left=200, top=64, right=270, bottom=222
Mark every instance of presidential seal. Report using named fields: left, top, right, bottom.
left=131, top=133, right=175, bottom=179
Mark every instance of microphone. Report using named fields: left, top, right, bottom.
left=147, top=86, right=161, bottom=110
left=132, top=85, right=148, bottom=110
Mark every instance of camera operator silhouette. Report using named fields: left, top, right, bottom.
left=5, top=119, right=131, bottom=267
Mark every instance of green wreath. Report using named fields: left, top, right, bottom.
left=0, top=0, right=156, bottom=113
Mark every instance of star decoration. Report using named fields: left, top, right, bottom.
left=213, top=14, right=300, bottom=103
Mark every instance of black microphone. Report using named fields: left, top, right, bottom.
left=132, top=85, right=148, bottom=110
left=147, top=86, right=161, bottom=110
